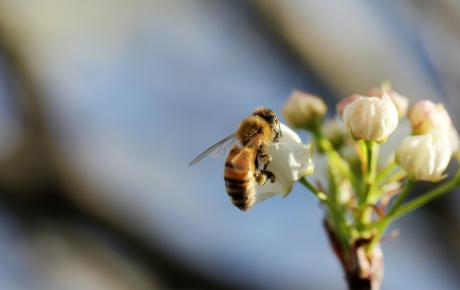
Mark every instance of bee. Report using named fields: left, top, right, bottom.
left=189, top=107, right=282, bottom=211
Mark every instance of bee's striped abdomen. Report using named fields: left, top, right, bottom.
left=224, top=146, right=256, bottom=211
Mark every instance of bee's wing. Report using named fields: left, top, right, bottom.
left=189, top=133, right=239, bottom=166
left=227, top=134, right=264, bottom=165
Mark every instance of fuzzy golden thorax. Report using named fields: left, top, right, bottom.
left=236, top=108, right=280, bottom=147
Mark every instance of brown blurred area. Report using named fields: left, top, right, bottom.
left=0, top=22, right=235, bottom=290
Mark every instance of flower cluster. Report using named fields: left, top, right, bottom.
left=249, top=84, right=459, bottom=208
left=228, top=83, right=460, bottom=289
left=282, top=86, right=459, bottom=183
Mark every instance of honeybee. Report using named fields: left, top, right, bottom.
left=189, top=107, right=282, bottom=211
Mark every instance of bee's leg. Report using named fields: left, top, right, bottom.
left=258, top=147, right=272, bottom=171
left=253, top=156, right=267, bottom=185
left=254, top=169, right=275, bottom=185
left=260, top=170, right=276, bottom=183
left=254, top=153, right=259, bottom=170
left=255, top=147, right=275, bottom=185
left=255, top=170, right=268, bottom=185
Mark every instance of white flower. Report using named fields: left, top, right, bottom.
left=396, top=133, right=452, bottom=182
left=282, top=90, right=327, bottom=129
left=409, top=100, right=452, bottom=135
left=254, top=123, right=314, bottom=202
left=343, top=94, right=399, bottom=143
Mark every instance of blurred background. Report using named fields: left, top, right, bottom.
left=0, top=0, right=459, bottom=289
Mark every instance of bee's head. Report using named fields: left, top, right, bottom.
left=253, top=107, right=282, bottom=141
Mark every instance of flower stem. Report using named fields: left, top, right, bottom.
left=359, top=140, right=368, bottom=175
left=368, top=141, right=379, bottom=183
left=358, top=141, right=379, bottom=225
left=392, top=172, right=460, bottom=220
left=299, top=177, right=328, bottom=202
left=367, top=179, right=414, bottom=251
left=368, top=160, right=397, bottom=204
left=387, top=169, right=407, bottom=183
left=387, top=180, right=415, bottom=216
left=299, top=177, right=350, bottom=251
left=369, top=173, right=460, bottom=251
left=375, top=160, right=397, bottom=186
left=364, top=141, right=379, bottom=200
left=311, top=125, right=356, bottom=190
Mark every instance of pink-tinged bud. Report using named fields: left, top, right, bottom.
left=396, top=133, right=452, bottom=182
left=336, top=94, right=360, bottom=117
left=343, top=94, right=399, bottom=143
left=368, top=86, right=409, bottom=118
left=409, top=100, right=452, bottom=135
left=282, top=90, right=327, bottom=129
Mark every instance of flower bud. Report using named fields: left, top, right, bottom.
left=337, top=179, right=353, bottom=204
left=396, top=133, right=452, bottom=182
left=409, top=100, right=452, bottom=135
left=368, top=86, right=409, bottom=118
left=336, top=94, right=360, bottom=117
left=282, top=90, right=327, bottom=129
left=343, top=94, right=399, bottom=143
left=322, top=119, right=347, bottom=150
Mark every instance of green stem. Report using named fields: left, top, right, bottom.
left=299, top=177, right=328, bottom=202
left=368, top=161, right=397, bottom=204
left=369, top=173, right=460, bottom=251
left=375, top=160, right=397, bottom=185
left=359, top=140, right=368, bottom=174
left=387, top=180, right=415, bottom=216
left=368, top=142, right=377, bottom=180
left=359, top=142, right=379, bottom=224
left=367, top=178, right=414, bottom=251
left=311, top=126, right=356, bottom=190
left=393, top=175, right=460, bottom=220
left=299, top=177, right=350, bottom=252
left=368, top=217, right=389, bottom=252
left=364, top=141, right=379, bottom=194
left=387, top=169, right=407, bottom=183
